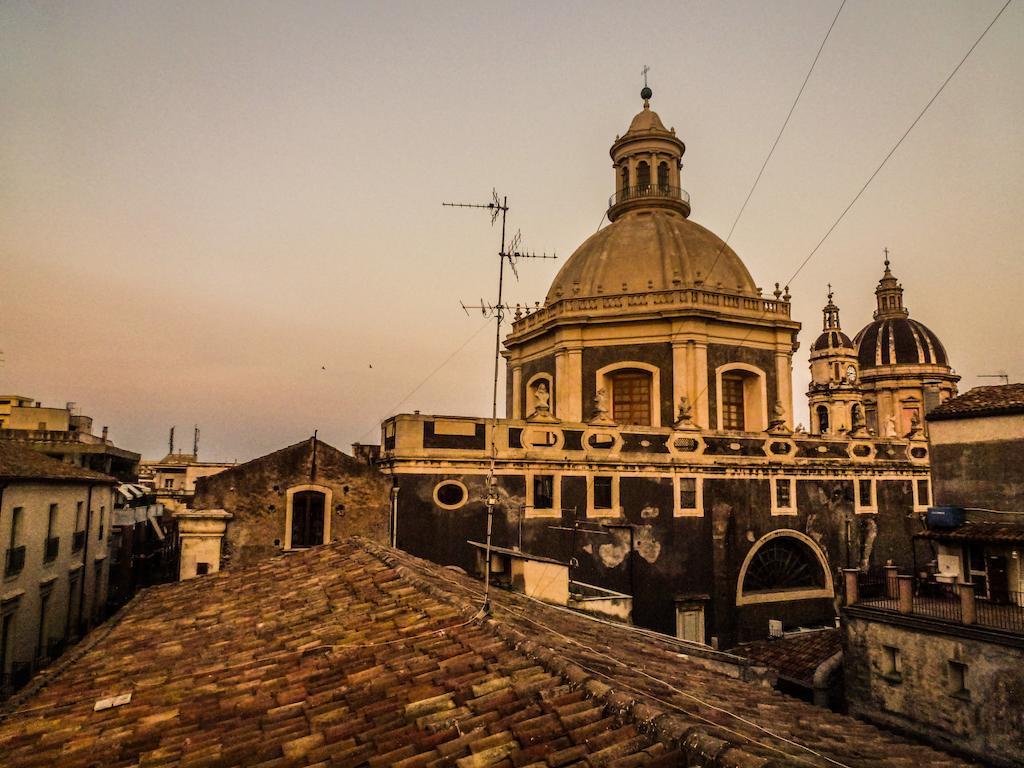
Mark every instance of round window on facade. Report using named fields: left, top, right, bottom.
left=433, top=480, right=468, bottom=510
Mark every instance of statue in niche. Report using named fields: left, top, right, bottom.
left=673, top=395, right=696, bottom=430
left=883, top=414, right=898, bottom=438
left=848, top=402, right=868, bottom=437
left=905, top=410, right=923, bottom=440
left=527, top=380, right=557, bottom=423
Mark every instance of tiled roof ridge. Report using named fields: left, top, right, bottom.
left=356, top=537, right=785, bottom=768
left=927, top=383, right=1024, bottom=421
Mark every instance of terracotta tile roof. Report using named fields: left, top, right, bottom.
left=0, top=440, right=116, bottom=483
left=732, top=629, right=842, bottom=687
left=916, top=521, right=1024, bottom=544
left=927, top=383, right=1024, bottom=421
left=0, top=539, right=979, bottom=768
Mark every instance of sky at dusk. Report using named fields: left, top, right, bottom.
left=2, top=0, right=1022, bottom=462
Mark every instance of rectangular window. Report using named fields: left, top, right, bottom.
left=776, top=479, right=792, bottom=509
left=882, top=645, right=901, bottom=681
left=9, top=508, right=21, bottom=548
left=533, top=475, right=554, bottom=510
left=98, top=506, right=105, bottom=541
left=163, top=479, right=174, bottom=489
left=948, top=661, right=969, bottom=699
left=916, top=478, right=930, bottom=507
left=856, top=478, right=876, bottom=512
left=37, top=591, right=50, bottom=660
left=679, top=478, right=697, bottom=510
left=593, top=476, right=613, bottom=510
left=676, top=604, right=705, bottom=644
left=0, top=611, right=13, bottom=674
left=75, top=502, right=84, bottom=531
left=47, top=504, right=58, bottom=538
left=721, top=376, right=745, bottom=430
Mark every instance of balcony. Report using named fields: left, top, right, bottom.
left=4, top=545, right=26, bottom=577
left=607, top=184, right=690, bottom=221
left=72, top=529, right=85, bottom=552
left=44, top=536, right=60, bottom=562
left=843, top=568, right=1024, bottom=635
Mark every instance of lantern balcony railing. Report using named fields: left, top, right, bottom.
left=608, top=184, right=689, bottom=209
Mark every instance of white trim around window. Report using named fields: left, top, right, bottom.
left=770, top=477, right=797, bottom=516
left=673, top=475, right=703, bottom=517
left=912, top=476, right=931, bottom=512
left=284, top=484, right=334, bottom=549
left=525, top=472, right=561, bottom=518
left=595, top=361, right=662, bottom=428
left=586, top=472, right=619, bottom=518
left=714, top=362, right=768, bottom=432
left=855, top=477, right=878, bottom=514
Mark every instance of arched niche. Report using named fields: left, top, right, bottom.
left=715, top=362, right=767, bottom=432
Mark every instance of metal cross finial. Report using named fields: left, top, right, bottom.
left=827, top=282, right=832, bottom=299
left=883, top=246, right=890, bottom=266
left=641, top=65, right=650, bottom=88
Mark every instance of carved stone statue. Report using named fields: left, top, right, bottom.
left=848, top=402, right=868, bottom=437
left=533, top=381, right=550, bottom=412
left=883, top=414, right=898, bottom=438
left=589, top=388, right=614, bottom=425
left=673, top=394, right=696, bottom=429
left=906, top=409, right=923, bottom=440
left=766, top=400, right=790, bottom=434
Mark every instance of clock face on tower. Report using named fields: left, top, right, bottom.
left=846, top=365, right=857, bottom=384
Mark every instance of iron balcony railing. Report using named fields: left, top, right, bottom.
left=44, top=536, right=60, bottom=562
left=608, top=184, right=690, bottom=209
left=4, top=545, right=26, bottom=577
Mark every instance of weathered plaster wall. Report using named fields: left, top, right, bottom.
left=192, top=440, right=390, bottom=567
left=929, top=438, right=1024, bottom=512
left=844, top=611, right=1024, bottom=767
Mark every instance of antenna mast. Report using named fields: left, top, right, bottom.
left=443, top=189, right=555, bottom=612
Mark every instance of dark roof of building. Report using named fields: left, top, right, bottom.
left=853, top=316, right=949, bottom=368
left=0, top=539, right=977, bottom=767
left=0, top=441, right=116, bottom=483
left=810, top=329, right=854, bottom=353
left=732, top=629, right=842, bottom=687
left=917, top=521, right=1024, bottom=544
left=926, top=383, right=1024, bottom=421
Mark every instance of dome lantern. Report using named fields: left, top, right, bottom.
left=608, top=88, right=690, bottom=221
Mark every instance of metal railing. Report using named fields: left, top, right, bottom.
left=976, top=590, right=1024, bottom=633
left=608, top=184, right=690, bottom=208
left=0, top=663, right=32, bottom=700
left=4, top=546, right=26, bottom=577
left=44, top=536, right=60, bottom=562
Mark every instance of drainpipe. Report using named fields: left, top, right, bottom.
left=77, top=483, right=94, bottom=635
left=389, top=485, right=400, bottom=548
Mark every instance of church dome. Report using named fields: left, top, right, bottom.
left=854, top=317, right=949, bottom=368
left=811, top=329, right=853, bottom=353
left=852, top=258, right=950, bottom=369
left=545, top=209, right=758, bottom=303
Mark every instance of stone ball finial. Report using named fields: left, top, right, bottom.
left=641, top=86, right=653, bottom=101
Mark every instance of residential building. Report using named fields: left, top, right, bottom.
left=138, top=452, right=235, bottom=514
left=378, top=90, right=941, bottom=648
left=0, top=442, right=114, bottom=699
left=0, top=396, right=139, bottom=482
left=106, top=492, right=176, bottom=614
left=176, top=437, right=390, bottom=579
left=0, top=538, right=977, bottom=767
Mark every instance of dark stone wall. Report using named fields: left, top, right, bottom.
left=582, top=343, right=674, bottom=426
left=193, top=439, right=391, bottom=567
left=931, top=438, right=1024, bottom=511
left=393, top=467, right=921, bottom=648
left=706, top=344, right=778, bottom=430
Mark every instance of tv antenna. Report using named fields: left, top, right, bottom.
left=443, top=189, right=556, bottom=612
left=978, top=372, right=1009, bottom=385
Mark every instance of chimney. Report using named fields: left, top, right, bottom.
left=102, top=426, right=109, bottom=441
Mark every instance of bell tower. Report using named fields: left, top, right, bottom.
left=807, top=287, right=863, bottom=435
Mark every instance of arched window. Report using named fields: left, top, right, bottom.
left=817, top=405, right=830, bottom=434
left=736, top=530, right=834, bottom=605
left=743, top=537, right=825, bottom=593
left=290, top=490, right=326, bottom=548
left=657, top=161, right=669, bottom=191
left=610, top=369, right=653, bottom=426
left=637, top=161, right=650, bottom=190
left=715, top=364, right=767, bottom=432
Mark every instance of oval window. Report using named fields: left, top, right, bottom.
left=433, top=481, right=468, bottom=509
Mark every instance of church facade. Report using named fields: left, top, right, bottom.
left=378, top=92, right=945, bottom=648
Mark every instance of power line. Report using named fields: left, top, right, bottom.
left=688, top=0, right=1013, bottom=419
left=703, top=0, right=847, bottom=287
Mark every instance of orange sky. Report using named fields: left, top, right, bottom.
left=2, top=0, right=1022, bottom=461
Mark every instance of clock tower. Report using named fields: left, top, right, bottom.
left=807, top=287, right=864, bottom=435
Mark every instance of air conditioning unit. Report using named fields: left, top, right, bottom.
left=768, top=619, right=783, bottom=638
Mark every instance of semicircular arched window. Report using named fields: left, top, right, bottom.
left=742, top=537, right=825, bottom=594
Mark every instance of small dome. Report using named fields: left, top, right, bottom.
left=626, top=106, right=669, bottom=134
left=854, top=317, right=949, bottom=368
left=546, top=209, right=757, bottom=303
left=811, top=330, right=853, bottom=353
